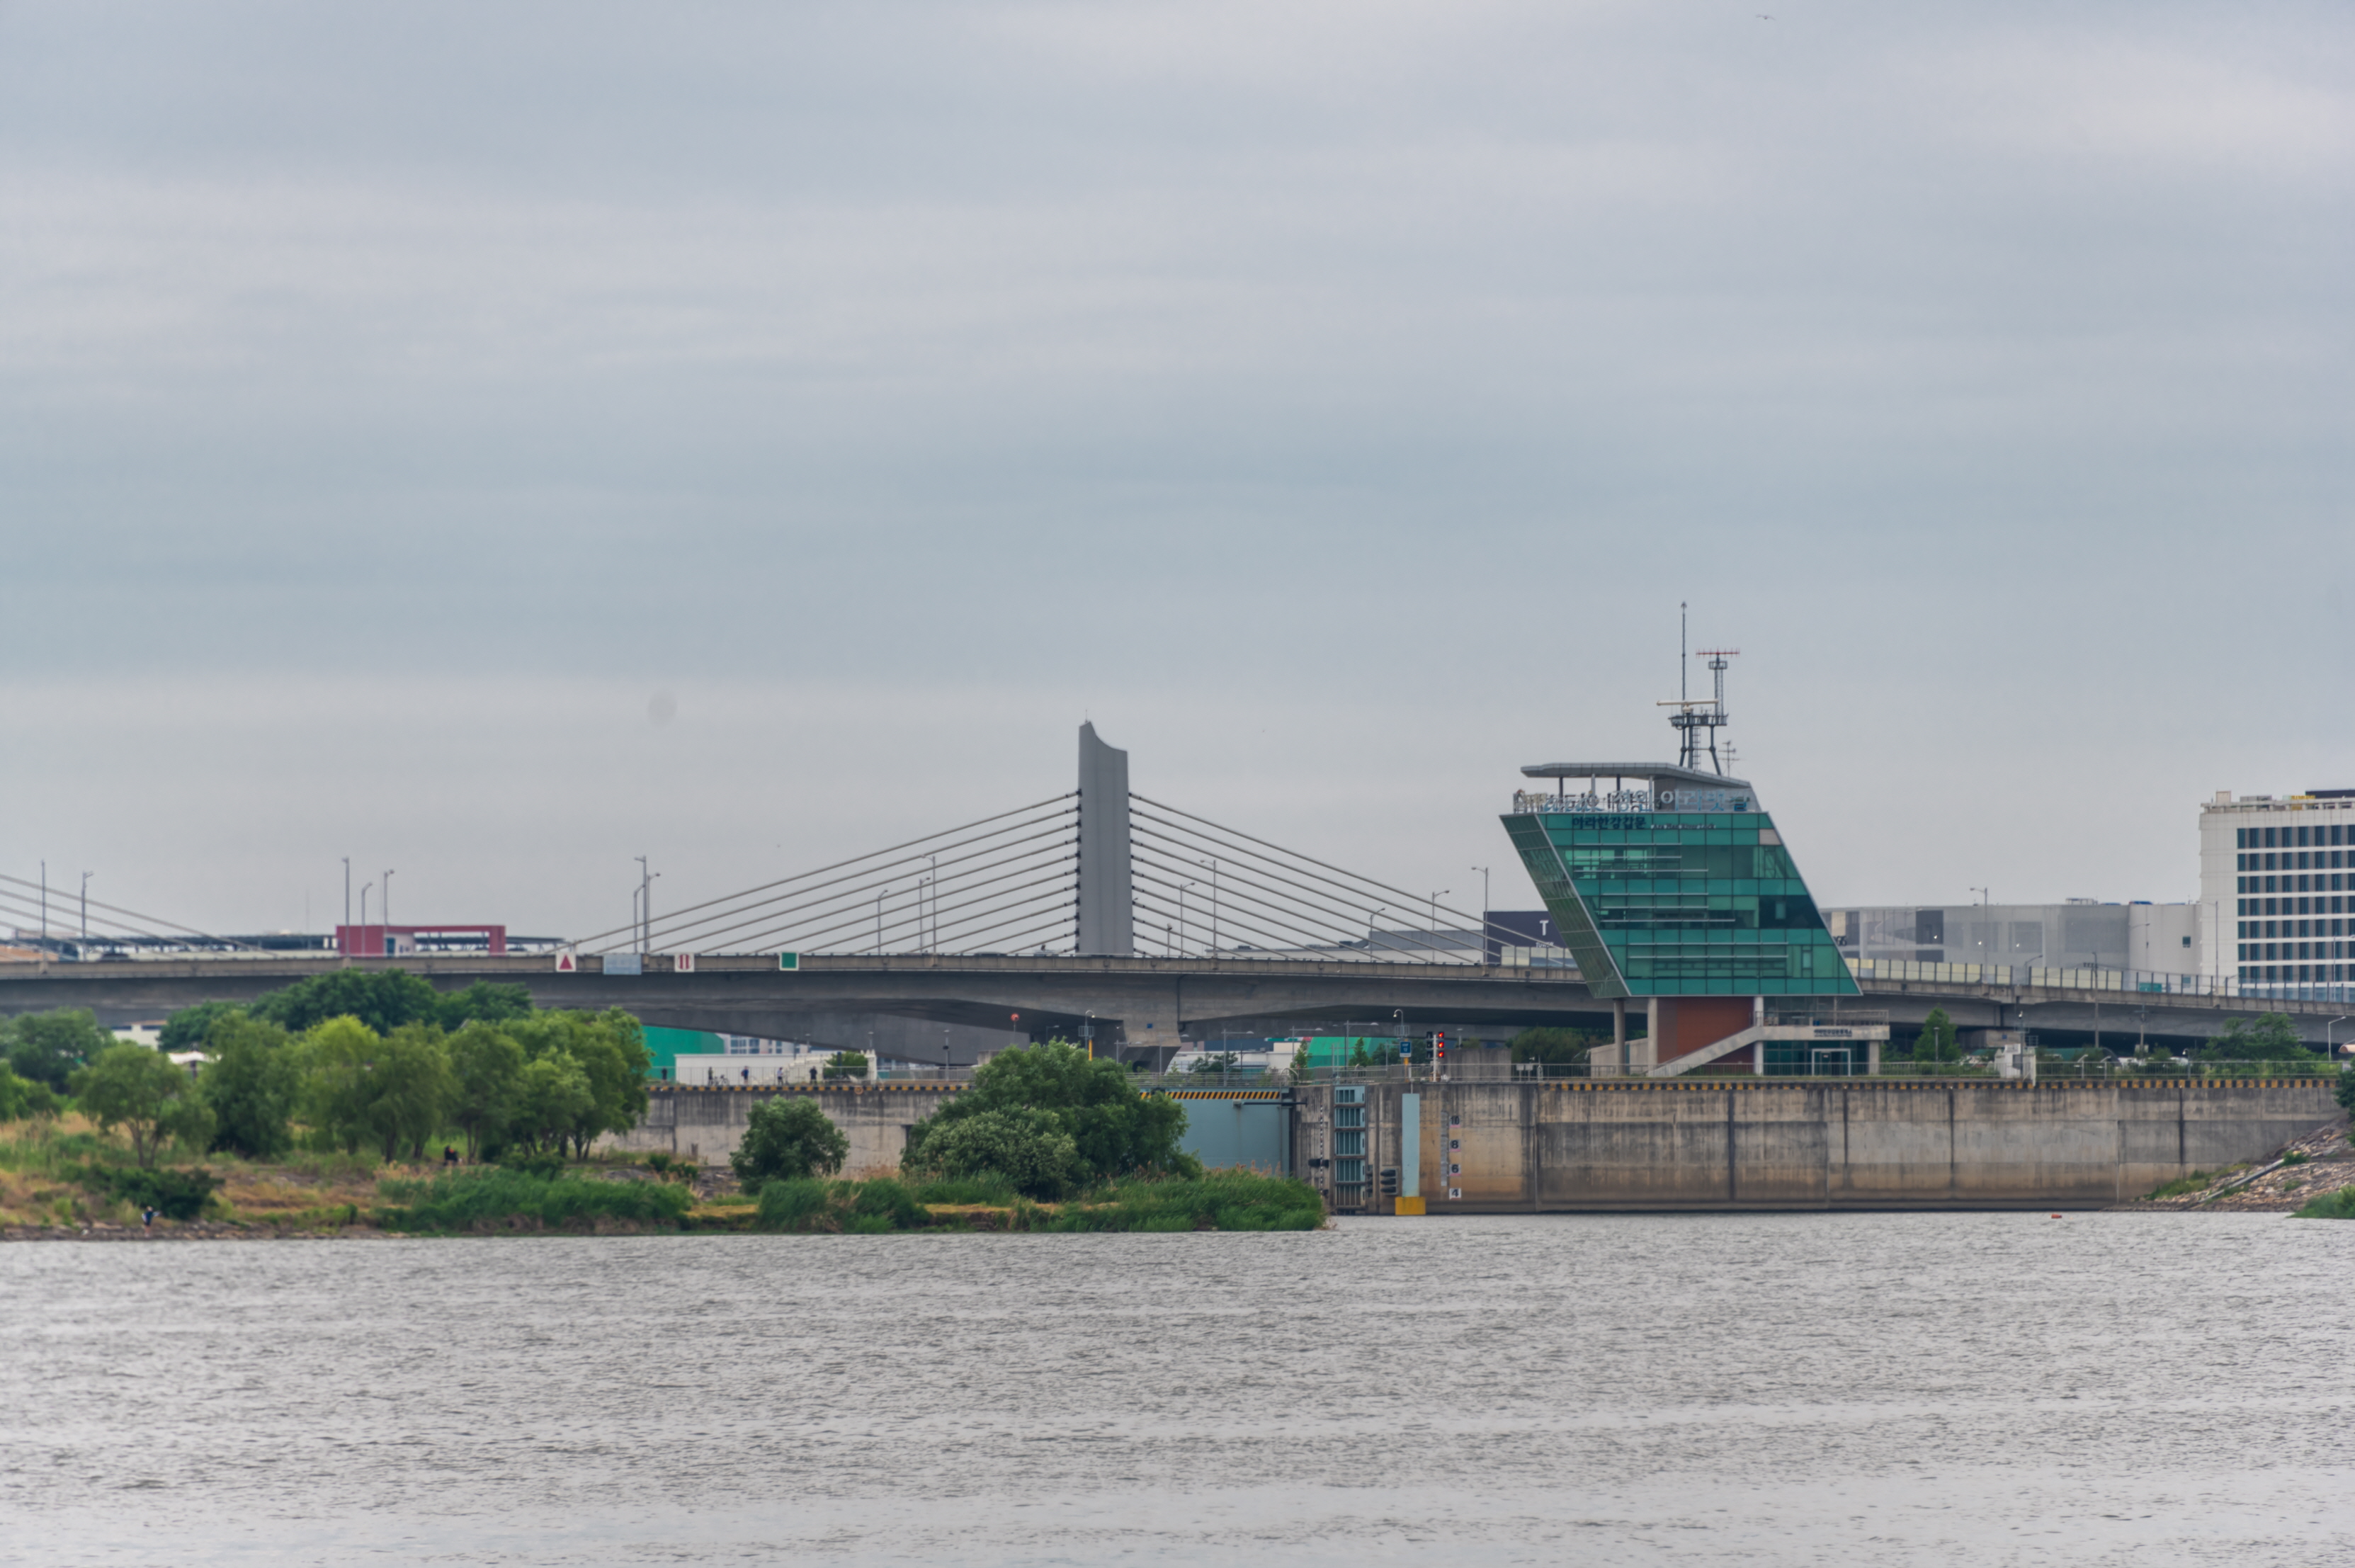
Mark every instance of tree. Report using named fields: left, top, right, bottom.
left=730, top=1097, right=850, bottom=1193
left=1509, top=1027, right=1595, bottom=1070
left=2334, top=1066, right=2355, bottom=1120
left=433, top=982, right=535, bottom=1030
left=72, top=1044, right=213, bottom=1167
left=254, top=970, right=443, bottom=1036
left=0, top=1064, right=63, bottom=1123
left=298, top=1016, right=455, bottom=1161
left=1907, top=1008, right=1962, bottom=1064
left=507, top=1054, right=595, bottom=1156
left=159, top=1001, right=246, bottom=1054
left=198, top=1013, right=297, bottom=1159
left=446, top=1021, right=525, bottom=1161
left=506, top=1011, right=651, bottom=1157
left=822, top=1050, right=869, bottom=1080
left=1186, top=1052, right=1242, bottom=1075
left=2200, top=1013, right=2314, bottom=1064
left=6, top=1008, right=113, bottom=1091
left=904, top=1040, right=1193, bottom=1191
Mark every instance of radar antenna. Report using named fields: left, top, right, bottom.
left=1657, top=604, right=1739, bottom=773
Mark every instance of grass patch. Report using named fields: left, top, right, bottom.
left=2144, top=1170, right=2218, bottom=1200
left=1045, top=1171, right=1327, bottom=1233
left=374, top=1168, right=693, bottom=1234
left=2291, top=1186, right=2355, bottom=1220
left=754, top=1170, right=1324, bottom=1234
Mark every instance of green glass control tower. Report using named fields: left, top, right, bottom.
left=1502, top=765, right=1856, bottom=1000
left=1502, top=642, right=1866, bottom=1076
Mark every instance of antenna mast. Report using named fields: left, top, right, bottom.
left=1661, top=606, right=1740, bottom=773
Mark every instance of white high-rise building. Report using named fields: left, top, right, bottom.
left=2198, top=788, right=2355, bottom=996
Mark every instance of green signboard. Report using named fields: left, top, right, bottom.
left=778, top=951, right=799, bottom=971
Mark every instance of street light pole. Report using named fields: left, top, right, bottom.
left=79, top=873, right=90, bottom=942
left=2329, top=1016, right=2348, bottom=1060
left=382, top=870, right=394, bottom=954
left=1429, top=890, right=1448, bottom=963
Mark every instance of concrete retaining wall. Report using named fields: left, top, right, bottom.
left=1306, top=1078, right=2340, bottom=1212
left=601, top=1085, right=959, bottom=1176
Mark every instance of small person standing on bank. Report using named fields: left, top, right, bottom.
left=142, top=1205, right=156, bottom=1232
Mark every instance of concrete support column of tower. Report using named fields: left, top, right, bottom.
left=1633, top=997, right=1659, bottom=1072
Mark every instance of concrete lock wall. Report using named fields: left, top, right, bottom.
left=1319, top=1079, right=2339, bottom=1212
left=604, top=1084, right=1287, bottom=1179
left=601, top=1086, right=958, bottom=1177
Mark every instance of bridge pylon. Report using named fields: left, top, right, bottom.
left=1075, top=722, right=1135, bottom=956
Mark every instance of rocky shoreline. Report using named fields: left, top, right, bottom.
left=2109, top=1116, right=2353, bottom=1213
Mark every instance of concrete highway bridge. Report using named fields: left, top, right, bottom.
left=5, top=724, right=2343, bottom=1062
left=0, top=948, right=2342, bottom=1062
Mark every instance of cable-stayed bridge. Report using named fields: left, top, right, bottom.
left=2, top=725, right=2345, bottom=1059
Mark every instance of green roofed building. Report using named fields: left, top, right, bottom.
left=1499, top=663, right=1875, bottom=1076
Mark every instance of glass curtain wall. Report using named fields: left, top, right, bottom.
left=1504, top=811, right=1859, bottom=999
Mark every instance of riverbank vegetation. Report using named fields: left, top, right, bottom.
left=752, top=1169, right=1324, bottom=1233
left=1, top=991, right=1320, bottom=1235
left=2290, top=1185, right=2355, bottom=1220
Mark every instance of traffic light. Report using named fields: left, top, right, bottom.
left=1434, top=1031, right=1448, bottom=1059
left=1378, top=1167, right=1400, bottom=1198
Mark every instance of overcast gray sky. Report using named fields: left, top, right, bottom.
left=2, top=1, right=2348, bottom=941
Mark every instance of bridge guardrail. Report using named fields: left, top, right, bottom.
left=1848, top=957, right=2354, bottom=1004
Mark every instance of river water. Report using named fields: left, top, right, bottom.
left=3, top=1212, right=2349, bottom=1566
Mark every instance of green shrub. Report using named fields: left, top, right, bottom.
left=496, top=1152, right=567, bottom=1180
left=374, top=1168, right=693, bottom=1232
left=2290, top=1185, right=2355, bottom=1220
left=916, top=1108, right=1082, bottom=1198
left=902, top=1041, right=1196, bottom=1195
left=730, top=1097, right=849, bottom=1193
left=2281, top=1149, right=2310, bottom=1166
left=93, top=1165, right=222, bottom=1221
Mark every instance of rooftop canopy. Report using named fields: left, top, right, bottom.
left=1520, top=762, right=1752, bottom=790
